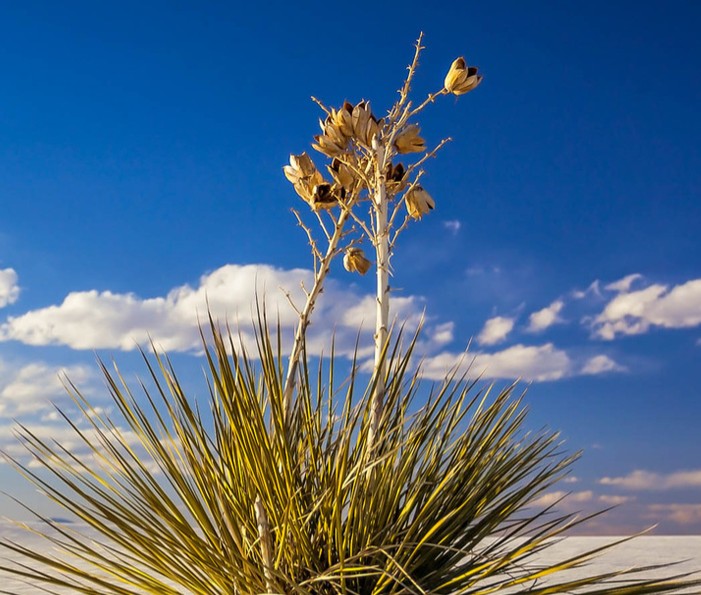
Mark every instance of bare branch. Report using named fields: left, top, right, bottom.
left=388, top=32, right=425, bottom=122
left=410, top=87, right=449, bottom=117
left=314, top=210, right=332, bottom=242
left=405, top=137, right=451, bottom=179
left=292, top=209, right=322, bottom=262
left=280, top=287, right=301, bottom=316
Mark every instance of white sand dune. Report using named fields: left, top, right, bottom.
left=0, top=523, right=699, bottom=593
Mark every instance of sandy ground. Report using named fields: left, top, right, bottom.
left=0, top=523, right=699, bottom=593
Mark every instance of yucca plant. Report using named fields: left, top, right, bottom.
left=2, top=318, right=699, bottom=594
left=2, top=34, right=700, bottom=595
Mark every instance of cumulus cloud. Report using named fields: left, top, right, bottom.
left=646, top=504, right=701, bottom=526
left=527, top=299, right=565, bottom=332
left=0, top=360, right=95, bottom=418
left=591, top=278, right=701, bottom=340
left=0, top=268, right=20, bottom=308
left=0, top=264, right=435, bottom=358
left=599, top=469, right=701, bottom=491
left=421, top=343, right=573, bottom=382
left=477, top=316, right=515, bottom=346
left=421, top=342, right=627, bottom=383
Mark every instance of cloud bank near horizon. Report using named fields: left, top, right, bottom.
left=3, top=267, right=701, bottom=384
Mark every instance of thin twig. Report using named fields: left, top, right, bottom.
left=410, top=87, right=449, bottom=117
left=389, top=33, right=425, bottom=122
left=292, top=209, right=322, bottom=261
left=280, top=288, right=301, bottom=316
left=405, top=137, right=451, bottom=179
left=310, top=95, right=331, bottom=116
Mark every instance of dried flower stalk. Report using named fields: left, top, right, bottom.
left=283, top=33, right=482, bottom=448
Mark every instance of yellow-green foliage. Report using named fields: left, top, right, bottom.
left=1, top=319, right=700, bottom=594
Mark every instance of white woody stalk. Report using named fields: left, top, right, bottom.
left=254, top=495, right=275, bottom=593
left=369, top=135, right=389, bottom=450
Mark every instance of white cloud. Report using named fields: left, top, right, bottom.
left=591, top=278, right=701, bottom=340
left=580, top=355, right=626, bottom=375
left=477, top=316, right=515, bottom=346
left=421, top=343, right=573, bottom=382
left=0, top=264, right=436, bottom=358
left=421, top=342, right=627, bottom=383
left=0, top=361, right=95, bottom=418
left=443, top=220, right=461, bottom=235
left=430, top=322, right=454, bottom=346
left=0, top=268, right=20, bottom=308
left=599, top=469, right=701, bottom=491
left=527, top=300, right=565, bottom=332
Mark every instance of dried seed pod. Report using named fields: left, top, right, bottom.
left=385, top=162, right=407, bottom=194
left=311, top=183, right=338, bottom=210
left=343, top=247, right=371, bottom=275
left=330, top=101, right=354, bottom=138
left=312, top=133, right=346, bottom=158
left=351, top=101, right=380, bottom=147
left=405, top=186, right=435, bottom=219
left=444, top=57, right=482, bottom=95
left=328, top=158, right=355, bottom=190
left=283, top=153, right=325, bottom=203
left=394, top=124, right=426, bottom=154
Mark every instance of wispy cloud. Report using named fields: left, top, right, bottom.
left=477, top=316, right=515, bottom=346
left=527, top=299, right=565, bottom=332
left=604, top=274, right=643, bottom=293
left=580, top=354, right=626, bottom=375
left=442, top=220, right=461, bottom=235
left=532, top=490, right=634, bottom=509
left=599, top=469, right=701, bottom=490
left=0, top=268, right=20, bottom=308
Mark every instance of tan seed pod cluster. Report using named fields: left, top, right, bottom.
left=394, top=124, right=426, bottom=154
left=343, top=247, right=371, bottom=275
left=312, top=100, right=382, bottom=157
left=405, top=186, right=435, bottom=219
left=284, top=153, right=345, bottom=211
left=444, top=57, right=482, bottom=95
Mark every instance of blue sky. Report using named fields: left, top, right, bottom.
left=1, top=1, right=700, bottom=534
